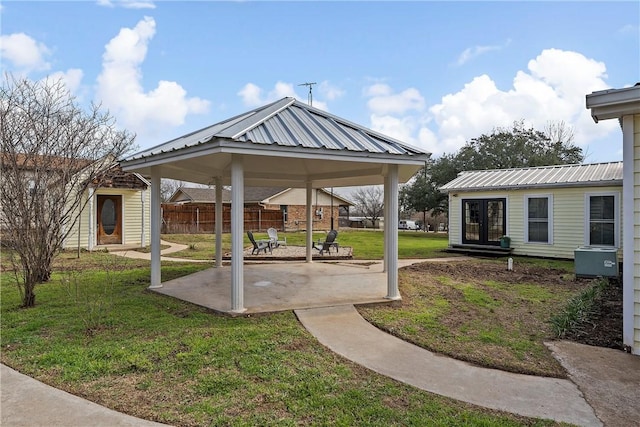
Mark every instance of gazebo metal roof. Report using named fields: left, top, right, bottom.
left=121, top=97, right=429, bottom=188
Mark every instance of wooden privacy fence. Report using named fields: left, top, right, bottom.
left=161, top=203, right=284, bottom=234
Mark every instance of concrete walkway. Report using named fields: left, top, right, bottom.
left=295, top=304, right=602, bottom=426
left=0, top=364, right=168, bottom=427
left=110, top=240, right=211, bottom=263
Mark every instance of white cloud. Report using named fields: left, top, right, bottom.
left=0, top=33, right=51, bottom=73
left=318, top=80, right=344, bottom=101
left=363, top=83, right=392, bottom=97
left=366, top=49, right=619, bottom=159
left=237, top=83, right=263, bottom=106
left=617, top=23, right=637, bottom=35
left=238, top=81, right=329, bottom=111
left=455, top=39, right=510, bottom=66
left=369, top=115, right=419, bottom=144
left=96, top=17, right=209, bottom=140
left=97, top=0, right=155, bottom=9
left=365, top=84, right=425, bottom=115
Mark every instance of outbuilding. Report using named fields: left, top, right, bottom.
left=440, top=161, right=623, bottom=260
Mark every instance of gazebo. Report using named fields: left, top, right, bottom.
left=120, top=97, right=429, bottom=313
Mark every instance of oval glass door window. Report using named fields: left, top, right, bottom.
left=101, top=199, right=117, bottom=235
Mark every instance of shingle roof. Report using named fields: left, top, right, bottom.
left=440, top=162, right=623, bottom=192
left=171, top=187, right=230, bottom=203
left=125, top=97, right=427, bottom=161
left=244, top=187, right=288, bottom=203
left=171, top=186, right=353, bottom=205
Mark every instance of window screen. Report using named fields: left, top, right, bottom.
left=589, top=195, right=615, bottom=246
left=527, top=197, right=549, bottom=243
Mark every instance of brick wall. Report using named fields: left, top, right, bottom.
left=266, top=204, right=340, bottom=231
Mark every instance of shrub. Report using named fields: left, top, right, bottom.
left=551, top=278, right=607, bottom=338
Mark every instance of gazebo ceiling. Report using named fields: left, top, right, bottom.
left=121, top=97, right=430, bottom=187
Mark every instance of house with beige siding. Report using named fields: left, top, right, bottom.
left=440, top=162, right=623, bottom=260
left=587, top=84, right=640, bottom=356
left=168, top=186, right=352, bottom=231
left=64, top=164, right=151, bottom=250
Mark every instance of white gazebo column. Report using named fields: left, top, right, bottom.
left=149, top=167, right=162, bottom=289
left=383, top=173, right=390, bottom=273
left=306, top=181, right=313, bottom=262
left=230, top=155, right=245, bottom=313
left=385, top=164, right=400, bottom=300
left=215, top=177, right=223, bottom=268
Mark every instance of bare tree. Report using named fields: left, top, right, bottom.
left=0, top=74, right=135, bottom=307
left=352, top=186, right=384, bottom=228
left=160, top=178, right=184, bottom=202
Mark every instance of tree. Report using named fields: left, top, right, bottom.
left=160, top=178, right=184, bottom=202
left=351, top=186, right=384, bottom=228
left=400, top=160, right=446, bottom=229
left=0, top=75, right=135, bottom=307
left=401, top=121, right=584, bottom=218
left=455, top=120, right=583, bottom=171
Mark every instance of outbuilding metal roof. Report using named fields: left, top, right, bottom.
left=440, top=161, right=623, bottom=192
left=126, top=97, right=426, bottom=161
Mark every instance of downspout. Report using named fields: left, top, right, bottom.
left=88, top=188, right=95, bottom=251
left=77, top=198, right=82, bottom=258
left=258, top=201, right=267, bottom=231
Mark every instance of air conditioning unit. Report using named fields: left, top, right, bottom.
left=574, top=247, right=619, bottom=278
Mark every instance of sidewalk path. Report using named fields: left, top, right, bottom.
left=1, top=364, right=168, bottom=427
left=110, top=240, right=211, bottom=263
left=295, top=304, right=602, bottom=426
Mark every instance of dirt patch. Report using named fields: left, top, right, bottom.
left=561, top=278, right=624, bottom=350
left=402, top=260, right=580, bottom=288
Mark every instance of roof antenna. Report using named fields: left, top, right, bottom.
left=298, top=82, right=317, bottom=106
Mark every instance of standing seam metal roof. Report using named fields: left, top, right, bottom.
left=126, top=97, right=427, bottom=161
left=440, top=162, right=623, bottom=192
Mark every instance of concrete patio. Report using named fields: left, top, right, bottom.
left=152, top=260, right=392, bottom=315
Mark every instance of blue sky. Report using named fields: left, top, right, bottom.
left=2, top=1, right=638, bottom=165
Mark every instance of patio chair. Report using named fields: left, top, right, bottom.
left=267, top=227, right=287, bottom=248
left=313, top=230, right=339, bottom=255
left=247, top=231, right=272, bottom=255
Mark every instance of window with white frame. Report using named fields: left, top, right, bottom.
left=525, top=195, right=552, bottom=243
left=586, top=193, right=618, bottom=247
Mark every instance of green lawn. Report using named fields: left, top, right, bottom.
left=0, top=252, right=553, bottom=426
left=161, top=230, right=452, bottom=260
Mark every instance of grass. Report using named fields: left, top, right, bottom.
left=0, top=251, right=553, bottom=426
left=358, top=258, right=589, bottom=378
left=161, top=230, right=452, bottom=260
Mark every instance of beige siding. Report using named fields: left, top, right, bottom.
left=267, top=188, right=348, bottom=206
left=120, top=189, right=151, bottom=247
left=448, top=193, right=461, bottom=244
left=515, top=187, right=622, bottom=259
left=63, top=188, right=150, bottom=249
left=449, top=186, right=622, bottom=259
left=63, top=191, right=90, bottom=249
left=634, top=114, right=640, bottom=353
